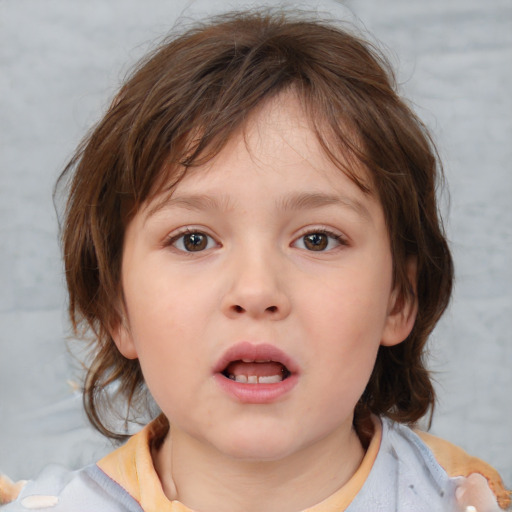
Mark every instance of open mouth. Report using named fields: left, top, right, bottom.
left=222, top=360, right=291, bottom=384
left=214, top=343, right=298, bottom=402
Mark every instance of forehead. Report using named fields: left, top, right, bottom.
left=144, top=92, right=375, bottom=218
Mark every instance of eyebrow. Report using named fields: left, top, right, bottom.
left=145, top=193, right=234, bottom=218
left=277, top=192, right=372, bottom=221
left=146, top=191, right=372, bottom=222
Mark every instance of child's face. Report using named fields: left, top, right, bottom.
left=113, top=93, right=415, bottom=463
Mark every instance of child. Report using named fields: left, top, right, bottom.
left=1, top=9, right=509, bottom=512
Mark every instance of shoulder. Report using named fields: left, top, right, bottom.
left=415, top=429, right=511, bottom=511
left=1, top=419, right=168, bottom=512
left=0, top=464, right=142, bottom=512
left=349, top=418, right=510, bottom=511
left=374, top=418, right=510, bottom=511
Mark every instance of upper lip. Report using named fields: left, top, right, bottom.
left=213, top=341, right=299, bottom=375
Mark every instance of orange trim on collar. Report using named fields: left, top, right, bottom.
left=97, top=420, right=187, bottom=512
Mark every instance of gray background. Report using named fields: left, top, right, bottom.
left=1, top=0, right=511, bottom=486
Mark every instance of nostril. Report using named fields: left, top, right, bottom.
left=230, top=304, right=278, bottom=314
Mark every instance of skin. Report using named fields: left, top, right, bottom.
left=112, top=93, right=417, bottom=512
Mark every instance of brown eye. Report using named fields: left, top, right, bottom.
left=183, top=233, right=208, bottom=251
left=171, top=231, right=216, bottom=252
left=293, top=230, right=345, bottom=252
left=303, top=233, right=328, bottom=251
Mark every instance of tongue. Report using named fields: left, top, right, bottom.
left=226, top=361, right=285, bottom=377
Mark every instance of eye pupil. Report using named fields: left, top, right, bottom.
left=184, top=233, right=207, bottom=251
left=304, top=233, right=328, bottom=251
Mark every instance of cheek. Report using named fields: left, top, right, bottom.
left=122, top=260, right=218, bottom=367
left=301, top=271, right=392, bottom=338
left=121, top=287, right=188, bottom=380
left=124, top=257, right=203, bottom=335
left=297, top=265, right=391, bottom=384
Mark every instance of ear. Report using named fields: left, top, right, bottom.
left=109, top=313, right=139, bottom=360
left=381, top=257, right=418, bottom=347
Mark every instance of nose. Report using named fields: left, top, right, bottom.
left=221, top=252, right=291, bottom=321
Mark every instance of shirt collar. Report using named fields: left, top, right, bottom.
left=97, top=416, right=382, bottom=512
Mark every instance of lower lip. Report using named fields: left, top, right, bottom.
left=214, top=373, right=298, bottom=404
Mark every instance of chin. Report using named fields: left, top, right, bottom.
left=210, top=422, right=301, bottom=462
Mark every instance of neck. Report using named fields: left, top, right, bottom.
left=153, top=422, right=365, bottom=512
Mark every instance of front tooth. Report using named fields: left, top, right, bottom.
left=242, top=358, right=253, bottom=363
left=235, top=375, right=248, bottom=383
left=247, top=375, right=258, bottom=384
left=258, top=375, right=283, bottom=384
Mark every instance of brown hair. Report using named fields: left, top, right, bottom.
left=58, top=10, right=453, bottom=440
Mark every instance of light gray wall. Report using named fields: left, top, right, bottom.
left=1, top=0, right=511, bottom=485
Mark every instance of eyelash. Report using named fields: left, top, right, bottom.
left=164, top=227, right=348, bottom=254
left=292, top=228, right=348, bottom=252
left=165, top=228, right=219, bottom=253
